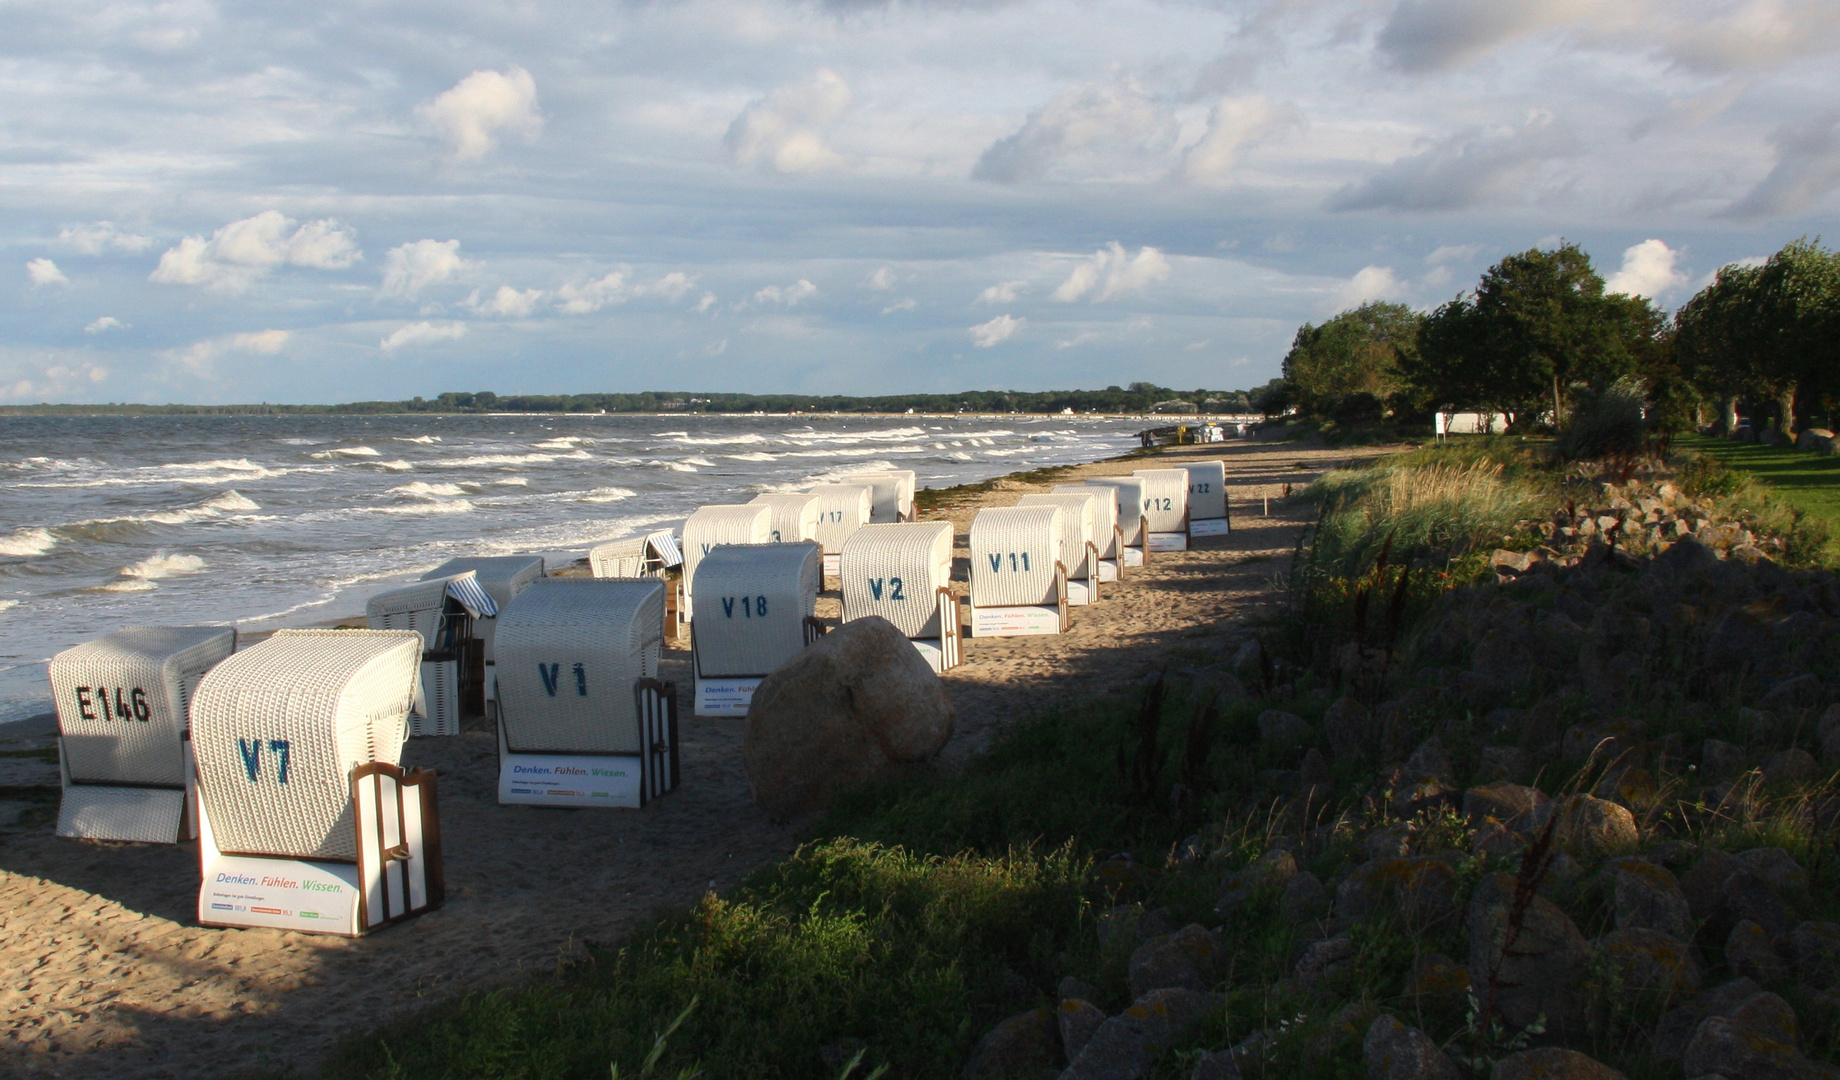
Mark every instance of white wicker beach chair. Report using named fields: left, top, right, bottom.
left=691, top=542, right=824, bottom=715
left=589, top=531, right=683, bottom=579
left=967, top=505, right=1068, bottom=637
left=191, top=628, right=441, bottom=936
left=50, top=626, right=236, bottom=843
left=807, top=483, right=875, bottom=576
left=839, top=522, right=960, bottom=671
left=1184, top=460, right=1229, bottom=538
left=1132, top=468, right=1191, bottom=551
left=1086, top=477, right=1151, bottom=568
left=1054, top=483, right=1124, bottom=582
left=1018, top=492, right=1101, bottom=605
left=680, top=504, right=773, bottom=625
left=493, top=578, right=677, bottom=808
left=367, top=572, right=497, bottom=738
left=842, top=470, right=917, bottom=523
left=748, top=492, right=822, bottom=543
left=422, top=555, right=546, bottom=719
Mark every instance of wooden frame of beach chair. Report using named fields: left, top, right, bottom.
left=839, top=522, right=960, bottom=671
left=492, top=579, right=679, bottom=808
left=191, top=629, right=444, bottom=937
left=843, top=470, right=918, bottom=523
left=366, top=572, right=497, bottom=738
left=679, top=505, right=773, bottom=627
left=690, top=542, right=823, bottom=716
left=50, top=626, right=236, bottom=844
left=1017, top=492, right=1102, bottom=605
left=588, top=531, right=687, bottom=640
left=807, top=483, right=874, bottom=578
left=967, top=505, right=1069, bottom=637
left=748, top=492, right=823, bottom=543
left=422, top=556, right=546, bottom=719
left=1132, top=468, right=1192, bottom=552
left=1054, top=483, right=1125, bottom=583
left=1086, top=477, right=1152, bottom=569
left=1183, top=460, right=1230, bottom=539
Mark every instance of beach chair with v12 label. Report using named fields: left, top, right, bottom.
left=967, top=505, right=1069, bottom=637
left=1132, top=468, right=1191, bottom=552
left=690, top=542, right=825, bottom=716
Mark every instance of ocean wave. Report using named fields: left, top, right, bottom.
left=391, top=482, right=473, bottom=498
left=91, top=579, right=158, bottom=593
left=375, top=459, right=414, bottom=472
left=728, top=452, right=778, bottom=462
left=493, top=477, right=530, bottom=486
left=649, top=459, right=698, bottom=472
left=394, top=435, right=440, bottom=444
left=650, top=430, right=689, bottom=438
left=0, top=528, right=56, bottom=557
left=781, top=426, right=928, bottom=444
left=310, top=446, right=382, bottom=459
left=534, top=437, right=589, bottom=449
left=0, top=599, right=18, bottom=615
left=433, top=450, right=590, bottom=468
left=577, top=487, right=636, bottom=503
left=161, top=457, right=269, bottom=474
left=121, top=552, right=207, bottom=580
left=667, top=433, right=766, bottom=446
left=786, top=446, right=926, bottom=458
left=136, top=490, right=262, bottom=525
left=682, top=456, right=715, bottom=467
left=376, top=499, right=477, bottom=515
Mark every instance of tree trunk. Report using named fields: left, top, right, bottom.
left=1723, top=396, right=1739, bottom=436
left=1778, top=383, right=1798, bottom=441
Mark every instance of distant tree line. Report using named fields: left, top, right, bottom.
left=1276, top=237, right=1840, bottom=442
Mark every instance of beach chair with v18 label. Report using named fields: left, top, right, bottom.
left=690, top=542, right=825, bottom=716
left=967, top=505, right=1069, bottom=637
left=678, top=504, right=773, bottom=627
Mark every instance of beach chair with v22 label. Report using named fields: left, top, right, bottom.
left=191, top=629, right=443, bottom=937
left=1132, top=468, right=1191, bottom=552
left=1184, top=460, right=1230, bottom=539
left=967, top=505, right=1069, bottom=637
left=492, top=579, right=678, bottom=808
left=690, top=542, right=825, bottom=716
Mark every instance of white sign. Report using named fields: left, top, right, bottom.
left=1066, top=580, right=1095, bottom=606
left=1095, top=560, right=1120, bottom=582
left=970, top=605, right=1061, bottom=637
left=1122, top=548, right=1146, bottom=567
left=499, top=751, right=643, bottom=807
left=822, top=553, right=841, bottom=577
left=695, top=677, right=761, bottom=717
left=911, top=639, right=948, bottom=673
left=200, top=855, right=361, bottom=935
left=1147, top=531, right=1189, bottom=552
left=1189, top=518, right=1229, bottom=537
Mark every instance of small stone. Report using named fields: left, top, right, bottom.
left=1682, top=1015, right=1807, bottom=1080
left=1324, top=697, right=1371, bottom=762
left=1820, top=702, right=1840, bottom=744
left=1468, top=872, right=1591, bottom=1034
left=1762, top=749, right=1818, bottom=787
left=1564, top=722, right=1640, bottom=767
left=1190, top=1051, right=1241, bottom=1080
left=1758, top=672, right=1823, bottom=712
left=1279, top=871, right=1330, bottom=925
left=1258, top=709, right=1311, bottom=749
left=1364, top=824, right=1413, bottom=861
left=1408, top=953, right=1470, bottom=999
left=1477, top=746, right=1529, bottom=783
left=1463, top=781, right=1547, bottom=828
left=1594, top=927, right=1702, bottom=999
left=1291, top=935, right=1355, bottom=986
left=1058, top=998, right=1107, bottom=1062
left=1740, top=707, right=1781, bottom=743
left=1136, top=907, right=1178, bottom=941
left=1337, top=857, right=1461, bottom=927
left=1722, top=873, right=1799, bottom=937
left=1491, top=1048, right=1627, bottom=1080
left=1787, top=921, right=1840, bottom=989
left=1404, top=737, right=1455, bottom=786
left=1681, top=849, right=1739, bottom=921
left=962, top=1007, right=1058, bottom=1080
left=1731, top=848, right=1808, bottom=894
left=1605, top=857, right=1694, bottom=939
left=1362, top=1015, right=1461, bottom=1080
left=1299, top=748, right=1333, bottom=789
left=1215, top=849, right=1298, bottom=917
left=1062, top=988, right=1217, bottom=1080
left=1726, top=920, right=1791, bottom=985
left=1534, top=794, right=1640, bottom=858
left=1701, top=739, right=1749, bottom=779
left=1127, top=925, right=1220, bottom=998
left=1731, top=990, right=1801, bottom=1048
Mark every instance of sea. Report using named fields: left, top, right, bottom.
left=0, top=412, right=1150, bottom=724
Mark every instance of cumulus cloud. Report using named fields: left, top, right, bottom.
left=1332, top=266, right=1407, bottom=311
left=1724, top=114, right=1840, bottom=220
left=1425, top=244, right=1480, bottom=265
left=418, top=66, right=542, bottom=162
left=1173, top=95, right=1285, bottom=186
left=557, top=272, right=627, bottom=314
left=725, top=69, right=853, bottom=175
left=1052, top=243, right=1171, bottom=303
left=1376, top=0, right=1589, bottom=72
left=974, top=76, right=1172, bottom=183
left=864, top=266, right=896, bottom=291
left=380, top=321, right=468, bottom=351
left=881, top=297, right=917, bottom=314
left=168, top=329, right=289, bottom=376
left=753, top=279, right=819, bottom=307
left=54, top=222, right=153, bottom=255
left=84, top=316, right=126, bottom=333
left=1328, top=111, right=1575, bottom=212
left=0, top=357, right=108, bottom=402
left=970, top=314, right=1024, bottom=347
left=976, top=280, right=1027, bottom=305
left=1604, top=239, right=1688, bottom=298
left=638, top=272, right=697, bottom=301
left=150, top=212, right=362, bottom=292
left=27, top=258, right=68, bottom=287
left=465, top=285, right=544, bottom=317
left=379, top=239, right=470, bottom=299
left=695, top=293, right=718, bottom=313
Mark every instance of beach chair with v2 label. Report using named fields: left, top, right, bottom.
left=1017, top=491, right=1102, bottom=605
left=1132, top=468, right=1191, bottom=552
left=493, top=579, right=678, bottom=808
left=421, top=555, right=546, bottom=721
left=50, top=626, right=236, bottom=843
left=1184, top=460, right=1230, bottom=539
left=191, top=629, right=443, bottom=937
left=366, top=571, right=498, bottom=737
left=1054, top=483, right=1124, bottom=583
left=691, top=542, right=824, bottom=716
left=1085, top=477, right=1151, bottom=568
left=967, top=505, right=1069, bottom=637
left=840, top=522, right=961, bottom=671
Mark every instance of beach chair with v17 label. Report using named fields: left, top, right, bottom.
left=492, top=579, right=678, bottom=808
left=1018, top=491, right=1103, bottom=605
left=967, top=505, right=1069, bottom=637
left=839, top=522, right=960, bottom=671
left=1054, top=483, right=1124, bottom=583
left=50, top=625, right=236, bottom=843
left=191, top=629, right=443, bottom=937
left=690, top=542, right=825, bottom=716
left=841, top=470, right=917, bottom=523
left=806, top=483, right=874, bottom=578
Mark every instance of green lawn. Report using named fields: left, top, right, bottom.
left=1678, top=432, right=1840, bottom=531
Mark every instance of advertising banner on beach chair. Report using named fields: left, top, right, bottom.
left=367, top=572, right=497, bottom=737
left=691, top=542, right=824, bottom=716
left=191, top=629, right=443, bottom=937
left=1085, top=477, right=1151, bottom=568
left=1017, top=492, right=1102, bottom=605
left=1054, top=483, right=1124, bottom=583
left=50, top=625, right=236, bottom=844
left=422, top=555, right=546, bottom=719
left=840, top=522, right=960, bottom=671
left=968, top=505, right=1069, bottom=637
left=493, top=579, right=678, bottom=809
left=1132, top=468, right=1191, bottom=551
left=1184, top=461, right=1229, bottom=538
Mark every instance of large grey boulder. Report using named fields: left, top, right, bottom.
left=1593, top=927, right=1701, bottom=999
left=743, top=616, right=954, bottom=820
left=1127, top=924, right=1221, bottom=998
left=1468, top=873, right=1591, bottom=1034
left=1363, top=1015, right=1460, bottom=1080
left=962, top=1007, right=1059, bottom=1079
left=1604, top=857, right=1693, bottom=939
left=1491, top=1048, right=1626, bottom=1080
left=1531, top=794, right=1639, bottom=858
left=1060, top=988, right=1216, bottom=1080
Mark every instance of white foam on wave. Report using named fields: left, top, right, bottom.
left=949, top=452, right=974, bottom=461
left=0, top=599, right=18, bottom=615
left=781, top=426, right=927, bottom=444
left=668, top=433, right=766, bottom=446
left=122, top=552, right=207, bottom=580
left=534, top=437, right=589, bottom=449
left=651, top=460, right=698, bottom=472
left=0, top=528, right=56, bottom=557
left=682, top=456, right=715, bottom=467
left=577, top=487, right=636, bottom=503
left=92, top=579, right=158, bottom=593
left=162, top=457, right=269, bottom=474
left=394, top=435, right=440, bottom=444
left=392, top=482, right=472, bottom=498
left=787, top=446, right=925, bottom=459
left=650, top=430, right=689, bottom=438
left=728, top=452, right=778, bottom=462
left=309, top=445, right=382, bottom=459
left=434, top=450, right=590, bottom=468
left=376, top=499, right=477, bottom=515
left=375, top=459, right=414, bottom=472
left=135, top=490, right=262, bottom=525
left=493, top=477, right=530, bottom=486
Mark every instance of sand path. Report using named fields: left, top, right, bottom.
left=0, top=437, right=1392, bottom=1078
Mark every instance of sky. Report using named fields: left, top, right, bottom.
left=3, top=0, right=1838, bottom=404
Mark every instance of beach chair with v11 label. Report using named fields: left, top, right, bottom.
left=492, top=579, right=678, bottom=808
left=191, top=629, right=443, bottom=937
left=366, top=571, right=498, bottom=737
left=1183, top=460, right=1230, bottom=539
left=967, top=505, right=1069, bottom=637
left=839, top=522, right=960, bottom=671
left=690, top=542, right=825, bottom=716
left=1018, top=491, right=1102, bottom=605
left=1132, top=468, right=1191, bottom=552
left=1084, top=476, right=1151, bottom=568
left=50, top=625, right=236, bottom=843
left=421, top=555, right=546, bottom=720
left=1054, top=483, right=1124, bottom=583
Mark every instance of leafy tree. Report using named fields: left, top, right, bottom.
left=1281, top=301, right=1421, bottom=421
left=1673, top=262, right=1763, bottom=434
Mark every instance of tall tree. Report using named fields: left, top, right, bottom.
left=1281, top=301, right=1420, bottom=420
left=1674, top=261, right=1763, bottom=434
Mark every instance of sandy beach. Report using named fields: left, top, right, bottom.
left=0, top=436, right=1393, bottom=1079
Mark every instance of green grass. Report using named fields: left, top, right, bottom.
left=1678, top=433, right=1840, bottom=532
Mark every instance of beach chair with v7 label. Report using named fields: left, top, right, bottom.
left=366, top=572, right=497, bottom=737
left=492, top=579, right=678, bottom=808
left=691, top=542, right=824, bottom=716
left=421, top=555, right=546, bottom=720
left=191, top=629, right=442, bottom=937
left=1054, top=483, right=1124, bottom=583
left=1085, top=477, right=1150, bottom=568
left=1017, top=491, right=1102, bottom=605
left=967, top=505, right=1068, bottom=637
left=1183, top=460, right=1230, bottom=539
left=50, top=625, right=236, bottom=843
left=839, top=522, right=960, bottom=671
left=1131, top=468, right=1191, bottom=551
left=589, top=531, right=685, bottom=639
